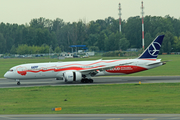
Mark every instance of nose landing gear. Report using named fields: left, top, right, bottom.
left=16, top=79, right=21, bottom=85
left=17, top=82, right=20, bottom=85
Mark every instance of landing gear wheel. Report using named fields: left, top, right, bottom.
left=16, top=79, right=20, bottom=85
left=81, top=79, right=85, bottom=83
left=81, top=78, right=93, bottom=83
left=17, top=82, right=20, bottom=85
left=89, top=79, right=93, bottom=83
left=85, top=79, right=89, bottom=83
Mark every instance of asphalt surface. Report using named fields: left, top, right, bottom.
left=1, top=76, right=180, bottom=120
left=0, top=114, right=180, bottom=120
left=0, top=76, right=180, bottom=88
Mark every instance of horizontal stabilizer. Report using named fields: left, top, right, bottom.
left=147, top=61, right=168, bottom=66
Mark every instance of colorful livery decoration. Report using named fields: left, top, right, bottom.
left=4, top=35, right=165, bottom=85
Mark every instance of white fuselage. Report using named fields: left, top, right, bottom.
left=4, top=59, right=163, bottom=80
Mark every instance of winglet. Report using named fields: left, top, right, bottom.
left=138, top=35, right=165, bottom=59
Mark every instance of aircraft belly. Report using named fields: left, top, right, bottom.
left=103, top=71, right=125, bottom=75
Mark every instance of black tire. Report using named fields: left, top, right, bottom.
left=85, top=79, right=89, bottom=83
left=89, top=79, right=93, bottom=83
left=17, top=82, right=20, bottom=85
left=81, top=79, right=85, bottom=83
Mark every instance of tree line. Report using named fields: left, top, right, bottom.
left=0, top=15, right=180, bottom=54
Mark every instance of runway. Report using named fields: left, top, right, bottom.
left=0, top=76, right=180, bottom=88
left=1, top=114, right=180, bottom=120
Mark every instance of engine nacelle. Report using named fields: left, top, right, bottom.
left=63, top=71, right=82, bottom=82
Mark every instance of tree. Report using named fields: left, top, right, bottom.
left=1, top=15, right=180, bottom=54
left=54, top=46, right=61, bottom=53
left=10, top=45, right=17, bottom=54
left=40, top=44, right=49, bottom=53
left=158, top=31, right=174, bottom=54
left=97, top=31, right=107, bottom=51
left=0, top=33, right=6, bottom=53
left=16, top=44, right=29, bottom=55
left=144, top=32, right=153, bottom=49
left=29, top=17, right=47, bottom=28
left=88, top=21, right=101, bottom=34
left=88, top=46, right=99, bottom=51
left=123, top=16, right=141, bottom=48
left=172, top=36, right=180, bottom=52
left=119, top=38, right=130, bottom=50
left=104, top=32, right=115, bottom=51
left=87, top=34, right=99, bottom=46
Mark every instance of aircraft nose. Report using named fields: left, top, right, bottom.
left=4, top=72, right=10, bottom=78
left=4, top=72, right=8, bottom=78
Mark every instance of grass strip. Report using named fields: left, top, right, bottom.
left=0, top=83, right=180, bottom=114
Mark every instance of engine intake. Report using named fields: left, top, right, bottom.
left=63, top=71, right=82, bottom=82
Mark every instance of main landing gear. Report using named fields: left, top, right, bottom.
left=81, top=78, right=93, bottom=83
left=16, top=79, right=20, bottom=85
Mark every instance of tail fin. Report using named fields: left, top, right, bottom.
left=138, top=35, right=165, bottom=59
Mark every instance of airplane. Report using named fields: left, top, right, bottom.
left=4, top=35, right=166, bottom=85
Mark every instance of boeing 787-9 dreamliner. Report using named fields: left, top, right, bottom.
left=4, top=35, right=165, bottom=85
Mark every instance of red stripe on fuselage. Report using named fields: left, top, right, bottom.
left=16, top=59, right=125, bottom=76
left=17, top=65, right=105, bottom=76
left=106, top=65, right=147, bottom=74
left=16, top=59, right=150, bottom=76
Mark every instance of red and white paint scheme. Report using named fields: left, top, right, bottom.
left=118, top=3, right=122, bottom=32
left=141, top=1, right=145, bottom=51
left=4, top=35, right=165, bottom=85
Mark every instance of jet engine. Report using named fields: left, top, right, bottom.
left=63, top=71, right=82, bottom=82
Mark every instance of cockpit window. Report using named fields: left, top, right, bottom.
left=8, top=69, right=13, bottom=72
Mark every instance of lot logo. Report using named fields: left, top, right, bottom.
left=148, top=42, right=161, bottom=56
left=31, top=66, right=38, bottom=69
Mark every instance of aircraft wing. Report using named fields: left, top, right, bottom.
left=79, top=61, right=133, bottom=76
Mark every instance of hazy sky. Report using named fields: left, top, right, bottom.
left=0, top=0, right=180, bottom=24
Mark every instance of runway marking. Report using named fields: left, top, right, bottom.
left=143, top=118, right=157, bottom=120
left=106, top=118, right=122, bottom=120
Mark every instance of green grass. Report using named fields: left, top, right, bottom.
left=1, top=55, right=180, bottom=78
left=1, top=83, right=180, bottom=114
left=1, top=55, right=180, bottom=114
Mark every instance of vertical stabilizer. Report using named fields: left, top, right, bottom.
left=138, top=35, right=164, bottom=59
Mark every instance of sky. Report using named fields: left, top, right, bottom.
left=0, top=0, right=180, bottom=25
